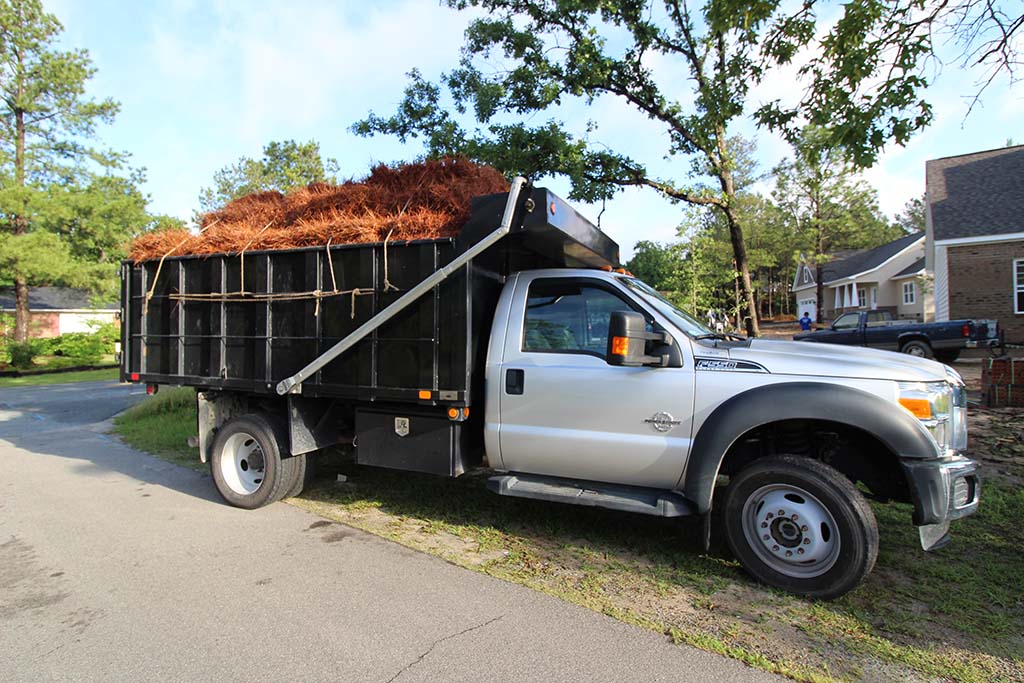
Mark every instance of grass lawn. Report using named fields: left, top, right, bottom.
left=0, top=367, right=119, bottom=387
left=115, top=388, right=1024, bottom=682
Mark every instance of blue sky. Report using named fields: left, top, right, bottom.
left=48, top=0, right=1022, bottom=259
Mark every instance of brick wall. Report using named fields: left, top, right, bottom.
left=947, top=241, right=1024, bottom=341
left=982, top=357, right=1024, bottom=407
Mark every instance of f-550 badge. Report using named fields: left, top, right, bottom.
left=644, top=412, right=681, bottom=433
left=695, top=358, right=768, bottom=373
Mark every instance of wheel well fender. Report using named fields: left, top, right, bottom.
left=680, top=382, right=937, bottom=514
left=897, top=334, right=930, bottom=348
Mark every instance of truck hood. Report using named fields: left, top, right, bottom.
left=725, top=339, right=951, bottom=383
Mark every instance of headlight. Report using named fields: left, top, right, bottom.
left=898, top=380, right=967, bottom=453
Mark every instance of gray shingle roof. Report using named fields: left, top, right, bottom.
left=821, top=232, right=923, bottom=283
left=926, top=145, right=1024, bottom=241
left=0, top=286, right=117, bottom=311
left=892, top=257, right=925, bottom=279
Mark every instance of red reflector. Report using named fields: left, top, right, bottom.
left=146, top=384, right=159, bottom=395
left=130, top=373, right=140, bottom=382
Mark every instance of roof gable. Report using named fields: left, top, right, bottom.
left=821, top=232, right=923, bottom=283
left=927, top=145, right=1024, bottom=241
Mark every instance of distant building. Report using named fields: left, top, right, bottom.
left=792, top=232, right=927, bottom=324
left=926, top=144, right=1024, bottom=341
left=0, top=287, right=118, bottom=338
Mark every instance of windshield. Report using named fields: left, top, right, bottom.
left=617, top=277, right=714, bottom=338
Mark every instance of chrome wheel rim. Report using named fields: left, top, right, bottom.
left=906, top=345, right=926, bottom=357
left=741, top=484, right=840, bottom=578
left=220, top=432, right=266, bottom=495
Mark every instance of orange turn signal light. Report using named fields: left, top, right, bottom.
left=448, top=407, right=459, bottom=419
left=899, top=397, right=932, bottom=419
left=418, top=390, right=432, bottom=400
left=611, top=336, right=629, bottom=356
left=462, top=407, right=470, bottom=418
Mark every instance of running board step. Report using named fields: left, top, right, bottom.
left=487, top=473, right=694, bottom=517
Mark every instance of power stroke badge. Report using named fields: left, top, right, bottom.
left=644, top=412, right=681, bottom=433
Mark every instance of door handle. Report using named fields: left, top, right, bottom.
left=506, top=368, right=524, bottom=395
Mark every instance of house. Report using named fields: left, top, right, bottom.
left=926, top=144, right=1024, bottom=341
left=792, top=232, right=928, bottom=323
left=0, top=286, right=118, bottom=338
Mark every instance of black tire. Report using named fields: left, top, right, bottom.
left=722, top=455, right=879, bottom=600
left=900, top=339, right=933, bottom=359
left=934, top=350, right=961, bottom=364
left=210, top=413, right=298, bottom=509
left=280, top=452, right=312, bottom=499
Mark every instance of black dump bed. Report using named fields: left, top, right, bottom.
left=121, top=187, right=619, bottom=407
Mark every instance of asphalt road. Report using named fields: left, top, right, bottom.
left=0, top=380, right=782, bottom=682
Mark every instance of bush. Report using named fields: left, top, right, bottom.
left=9, top=341, right=37, bottom=369
left=46, top=332, right=106, bottom=364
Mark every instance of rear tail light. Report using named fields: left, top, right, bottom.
left=962, top=324, right=970, bottom=337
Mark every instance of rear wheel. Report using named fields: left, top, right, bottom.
left=901, top=339, right=933, bottom=358
left=934, top=350, right=961, bottom=364
left=210, top=414, right=297, bottom=509
left=723, top=455, right=878, bottom=600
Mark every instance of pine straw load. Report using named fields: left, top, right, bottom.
left=129, top=157, right=510, bottom=263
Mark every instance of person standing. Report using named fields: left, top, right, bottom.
left=799, top=312, right=813, bottom=331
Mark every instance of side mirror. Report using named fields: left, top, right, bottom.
left=606, top=310, right=669, bottom=367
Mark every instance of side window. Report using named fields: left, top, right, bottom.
left=833, top=312, right=860, bottom=329
left=523, top=280, right=635, bottom=356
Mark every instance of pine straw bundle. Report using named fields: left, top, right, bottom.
left=129, top=157, right=510, bottom=262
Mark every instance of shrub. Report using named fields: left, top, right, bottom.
left=9, top=341, right=37, bottom=369
left=47, top=332, right=106, bottom=364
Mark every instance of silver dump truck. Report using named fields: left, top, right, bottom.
left=121, top=178, right=980, bottom=599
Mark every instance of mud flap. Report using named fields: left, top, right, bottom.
left=919, top=521, right=951, bottom=551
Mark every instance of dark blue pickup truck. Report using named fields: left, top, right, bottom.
left=793, top=310, right=1001, bottom=363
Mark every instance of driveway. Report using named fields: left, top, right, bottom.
left=0, top=380, right=781, bottom=682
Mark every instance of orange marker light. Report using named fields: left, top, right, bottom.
left=899, top=397, right=932, bottom=419
left=418, top=390, right=431, bottom=400
left=611, top=336, right=629, bottom=356
left=448, top=407, right=459, bottom=419
left=462, top=407, right=470, bottom=418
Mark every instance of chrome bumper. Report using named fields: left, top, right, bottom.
left=901, top=455, right=981, bottom=551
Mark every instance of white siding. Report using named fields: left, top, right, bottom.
left=934, top=244, right=949, bottom=321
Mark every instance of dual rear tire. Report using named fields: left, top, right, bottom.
left=210, top=413, right=309, bottom=509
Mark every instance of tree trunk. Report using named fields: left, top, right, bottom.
left=13, top=92, right=30, bottom=342
left=13, top=278, right=30, bottom=343
left=723, top=208, right=760, bottom=337
left=815, top=262, right=825, bottom=324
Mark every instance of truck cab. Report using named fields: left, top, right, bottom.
left=483, top=267, right=979, bottom=599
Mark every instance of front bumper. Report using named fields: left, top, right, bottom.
left=901, top=455, right=980, bottom=550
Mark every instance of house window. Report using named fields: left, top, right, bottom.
left=1015, top=258, right=1024, bottom=314
left=802, top=268, right=811, bottom=284
left=902, top=281, right=916, bottom=305
left=857, top=288, right=867, bottom=308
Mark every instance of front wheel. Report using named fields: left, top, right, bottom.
left=722, top=455, right=879, bottom=600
